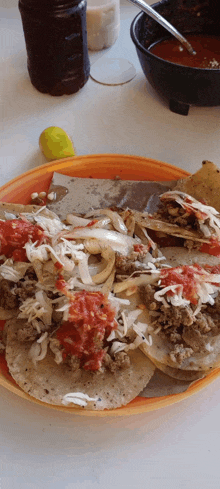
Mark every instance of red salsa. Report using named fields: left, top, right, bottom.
left=200, top=237, right=220, bottom=257
left=0, top=219, right=45, bottom=262
left=56, top=290, right=117, bottom=371
left=149, top=35, right=220, bottom=69
left=160, top=264, right=217, bottom=305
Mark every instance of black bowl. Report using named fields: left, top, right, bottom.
left=130, top=0, right=220, bottom=115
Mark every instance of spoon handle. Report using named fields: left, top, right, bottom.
left=128, top=0, right=196, bottom=55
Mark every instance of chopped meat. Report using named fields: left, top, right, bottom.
left=160, top=304, right=195, bottom=329
left=24, top=266, right=37, bottom=281
left=103, top=351, right=130, bottom=372
left=154, top=203, right=197, bottom=229
left=184, top=240, right=202, bottom=251
left=17, top=323, right=39, bottom=342
left=153, top=203, right=213, bottom=240
left=0, top=266, right=38, bottom=306
left=14, top=281, right=37, bottom=301
left=194, top=312, right=216, bottom=334
left=140, top=283, right=218, bottom=365
left=141, top=284, right=195, bottom=327
left=182, top=327, right=208, bottom=353
left=140, top=284, right=159, bottom=311
left=52, top=309, right=63, bottom=325
left=169, top=343, right=193, bottom=364
left=114, top=351, right=131, bottom=369
left=207, top=293, right=220, bottom=322
left=170, top=331, right=182, bottom=343
left=115, top=246, right=149, bottom=275
left=102, top=352, right=112, bottom=368
left=0, top=279, right=18, bottom=310
left=1, top=325, right=8, bottom=346
left=67, top=355, right=80, bottom=371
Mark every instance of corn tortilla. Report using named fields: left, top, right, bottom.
left=5, top=319, right=155, bottom=410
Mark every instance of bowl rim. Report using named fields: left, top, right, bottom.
left=130, top=10, right=220, bottom=73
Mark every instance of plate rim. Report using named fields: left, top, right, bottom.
left=1, top=153, right=218, bottom=416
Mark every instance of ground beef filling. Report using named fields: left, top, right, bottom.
left=0, top=267, right=38, bottom=310
left=154, top=202, right=211, bottom=236
left=65, top=350, right=131, bottom=374
left=0, top=279, right=19, bottom=310
left=14, top=317, right=131, bottom=374
left=115, top=246, right=150, bottom=275
left=140, top=284, right=220, bottom=365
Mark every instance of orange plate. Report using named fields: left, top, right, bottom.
left=1, top=154, right=219, bottom=417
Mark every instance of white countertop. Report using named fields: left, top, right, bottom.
left=1, top=1, right=220, bottom=488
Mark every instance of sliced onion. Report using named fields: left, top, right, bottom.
left=62, top=228, right=138, bottom=254
left=124, top=214, right=135, bottom=237
left=49, top=338, right=63, bottom=364
left=110, top=341, right=126, bottom=355
left=78, top=254, right=94, bottom=285
left=66, top=215, right=91, bottom=226
left=84, top=208, right=127, bottom=234
left=35, top=337, right=49, bottom=361
left=101, top=267, right=116, bottom=295
left=97, top=209, right=128, bottom=234
left=114, top=273, right=158, bottom=294
left=35, top=290, right=52, bottom=325
left=37, top=332, right=48, bottom=344
left=92, top=247, right=115, bottom=285
left=28, top=338, right=49, bottom=365
left=28, top=342, right=41, bottom=365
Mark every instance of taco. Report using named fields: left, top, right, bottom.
left=5, top=316, right=155, bottom=410
left=1, top=203, right=159, bottom=410
left=115, top=246, right=220, bottom=374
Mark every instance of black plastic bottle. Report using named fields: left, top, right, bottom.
left=19, top=0, right=90, bottom=96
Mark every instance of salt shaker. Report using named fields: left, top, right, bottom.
left=19, top=0, right=90, bottom=96
left=86, top=0, right=120, bottom=51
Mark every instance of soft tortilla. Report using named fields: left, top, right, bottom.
left=140, top=369, right=198, bottom=397
left=5, top=319, right=155, bottom=410
left=160, top=247, right=220, bottom=267
left=144, top=356, right=206, bottom=381
left=139, top=246, right=220, bottom=372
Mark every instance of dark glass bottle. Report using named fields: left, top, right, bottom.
left=18, top=0, right=90, bottom=96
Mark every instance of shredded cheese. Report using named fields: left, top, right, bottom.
left=62, top=392, right=99, bottom=407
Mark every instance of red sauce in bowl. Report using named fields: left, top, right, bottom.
left=149, top=34, right=220, bottom=69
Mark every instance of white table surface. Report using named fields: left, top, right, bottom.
left=1, top=1, right=220, bottom=488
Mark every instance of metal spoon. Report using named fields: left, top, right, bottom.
left=128, top=0, right=196, bottom=55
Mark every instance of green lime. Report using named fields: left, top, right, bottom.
left=39, top=126, right=75, bottom=161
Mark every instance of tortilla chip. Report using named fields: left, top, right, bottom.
left=5, top=319, right=155, bottom=410
left=0, top=202, right=39, bottom=218
left=0, top=202, right=58, bottom=221
left=175, top=161, right=220, bottom=212
left=132, top=212, right=208, bottom=243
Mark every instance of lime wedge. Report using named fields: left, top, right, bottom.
left=39, top=127, right=75, bottom=161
